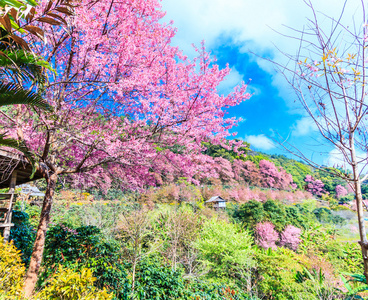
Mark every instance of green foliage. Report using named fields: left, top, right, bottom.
left=24, top=204, right=41, bottom=228
left=0, top=50, right=54, bottom=86
left=255, top=248, right=310, bottom=300
left=35, top=265, right=114, bottom=300
left=233, top=200, right=264, bottom=228
left=195, top=218, right=255, bottom=287
left=313, top=207, right=346, bottom=225
left=263, top=200, right=288, bottom=231
left=244, top=153, right=271, bottom=166
left=202, top=140, right=250, bottom=162
left=361, top=184, right=368, bottom=200
left=0, top=81, right=52, bottom=110
left=42, top=225, right=129, bottom=299
left=234, top=200, right=310, bottom=231
left=270, top=155, right=312, bottom=189
left=340, top=194, right=355, bottom=203
left=9, top=210, right=36, bottom=266
left=133, top=259, right=185, bottom=299
left=340, top=273, right=368, bottom=299
left=326, top=242, right=363, bottom=274
left=294, top=266, right=342, bottom=299
left=184, top=280, right=249, bottom=300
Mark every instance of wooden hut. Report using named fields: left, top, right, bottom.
left=0, top=149, right=43, bottom=241
left=205, top=196, right=227, bottom=210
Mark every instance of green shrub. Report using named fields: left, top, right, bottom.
left=255, top=248, right=313, bottom=300
left=184, top=279, right=249, bottom=299
left=133, top=258, right=185, bottom=299
left=10, top=210, right=36, bottom=266
left=235, top=200, right=310, bottom=232
left=195, top=218, right=255, bottom=288
left=313, top=207, right=346, bottom=225
left=35, top=265, right=113, bottom=300
left=42, top=225, right=129, bottom=299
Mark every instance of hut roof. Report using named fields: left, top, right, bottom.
left=0, top=149, right=43, bottom=189
left=205, top=196, right=227, bottom=203
left=19, top=184, right=45, bottom=197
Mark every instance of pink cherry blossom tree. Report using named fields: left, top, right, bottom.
left=280, top=225, right=302, bottom=251
left=232, top=159, right=262, bottom=186
left=305, top=175, right=326, bottom=197
left=255, top=221, right=279, bottom=250
left=0, top=0, right=251, bottom=295
left=335, top=185, right=348, bottom=199
left=258, top=160, right=294, bottom=190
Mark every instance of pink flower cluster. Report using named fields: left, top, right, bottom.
left=255, top=222, right=279, bottom=250
left=255, top=222, right=302, bottom=251
left=227, top=185, right=312, bottom=203
left=335, top=185, right=348, bottom=199
left=279, top=225, right=302, bottom=251
left=305, top=175, right=326, bottom=196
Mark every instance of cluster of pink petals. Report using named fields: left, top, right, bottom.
left=256, top=223, right=302, bottom=251
left=1, top=0, right=251, bottom=191
left=279, top=225, right=302, bottom=251
left=255, top=222, right=279, bottom=250
left=305, top=175, right=326, bottom=196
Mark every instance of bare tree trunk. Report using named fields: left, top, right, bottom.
left=354, top=172, right=368, bottom=283
left=351, top=138, right=368, bottom=283
left=131, top=257, right=137, bottom=293
left=23, top=172, right=58, bottom=298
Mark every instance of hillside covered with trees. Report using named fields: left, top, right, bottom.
left=1, top=0, right=368, bottom=299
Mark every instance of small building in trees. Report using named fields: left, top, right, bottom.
left=0, top=149, right=43, bottom=241
left=205, top=196, right=227, bottom=210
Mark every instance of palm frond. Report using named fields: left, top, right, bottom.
left=0, top=82, right=52, bottom=111
left=0, top=50, right=54, bottom=86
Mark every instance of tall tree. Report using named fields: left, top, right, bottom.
left=276, top=0, right=368, bottom=283
left=0, top=0, right=250, bottom=296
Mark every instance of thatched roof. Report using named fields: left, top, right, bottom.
left=205, top=196, right=227, bottom=203
left=0, top=149, right=43, bottom=189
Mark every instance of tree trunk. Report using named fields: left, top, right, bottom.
left=23, top=172, right=58, bottom=298
left=351, top=141, right=368, bottom=284
left=131, top=258, right=137, bottom=293
left=354, top=176, right=368, bottom=283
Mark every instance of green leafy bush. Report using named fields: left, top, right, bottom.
left=35, top=265, right=113, bottom=300
left=234, top=200, right=310, bottom=231
left=10, top=210, right=36, bottom=266
left=42, top=225, right=129, bottom=299
left=195, top=218, right=255, bottom=288
left=255, top=248, right=313, bottom=300
left=184, top=279, right=249, bottom=299
left=133, top=259, right=185, bottom=299
left=313, top=207, right=346, bottom=225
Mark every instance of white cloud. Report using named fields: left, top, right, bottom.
left=161, top=0, right=364, bottom=107
left=245, top=134, right=275, bottom=150
left=292, top=117, right=318, bottom=137
left=161, top=0, right=361, bottom=56
left=217, top=67, right=244, bottom=95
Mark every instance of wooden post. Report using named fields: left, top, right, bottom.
left=3, top=171, right=17, bottom=242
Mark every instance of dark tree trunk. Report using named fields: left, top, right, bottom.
left=23, top=172, right=58, bottom=298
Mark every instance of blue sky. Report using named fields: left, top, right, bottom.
left=161, top=0, right=364, bottom=167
